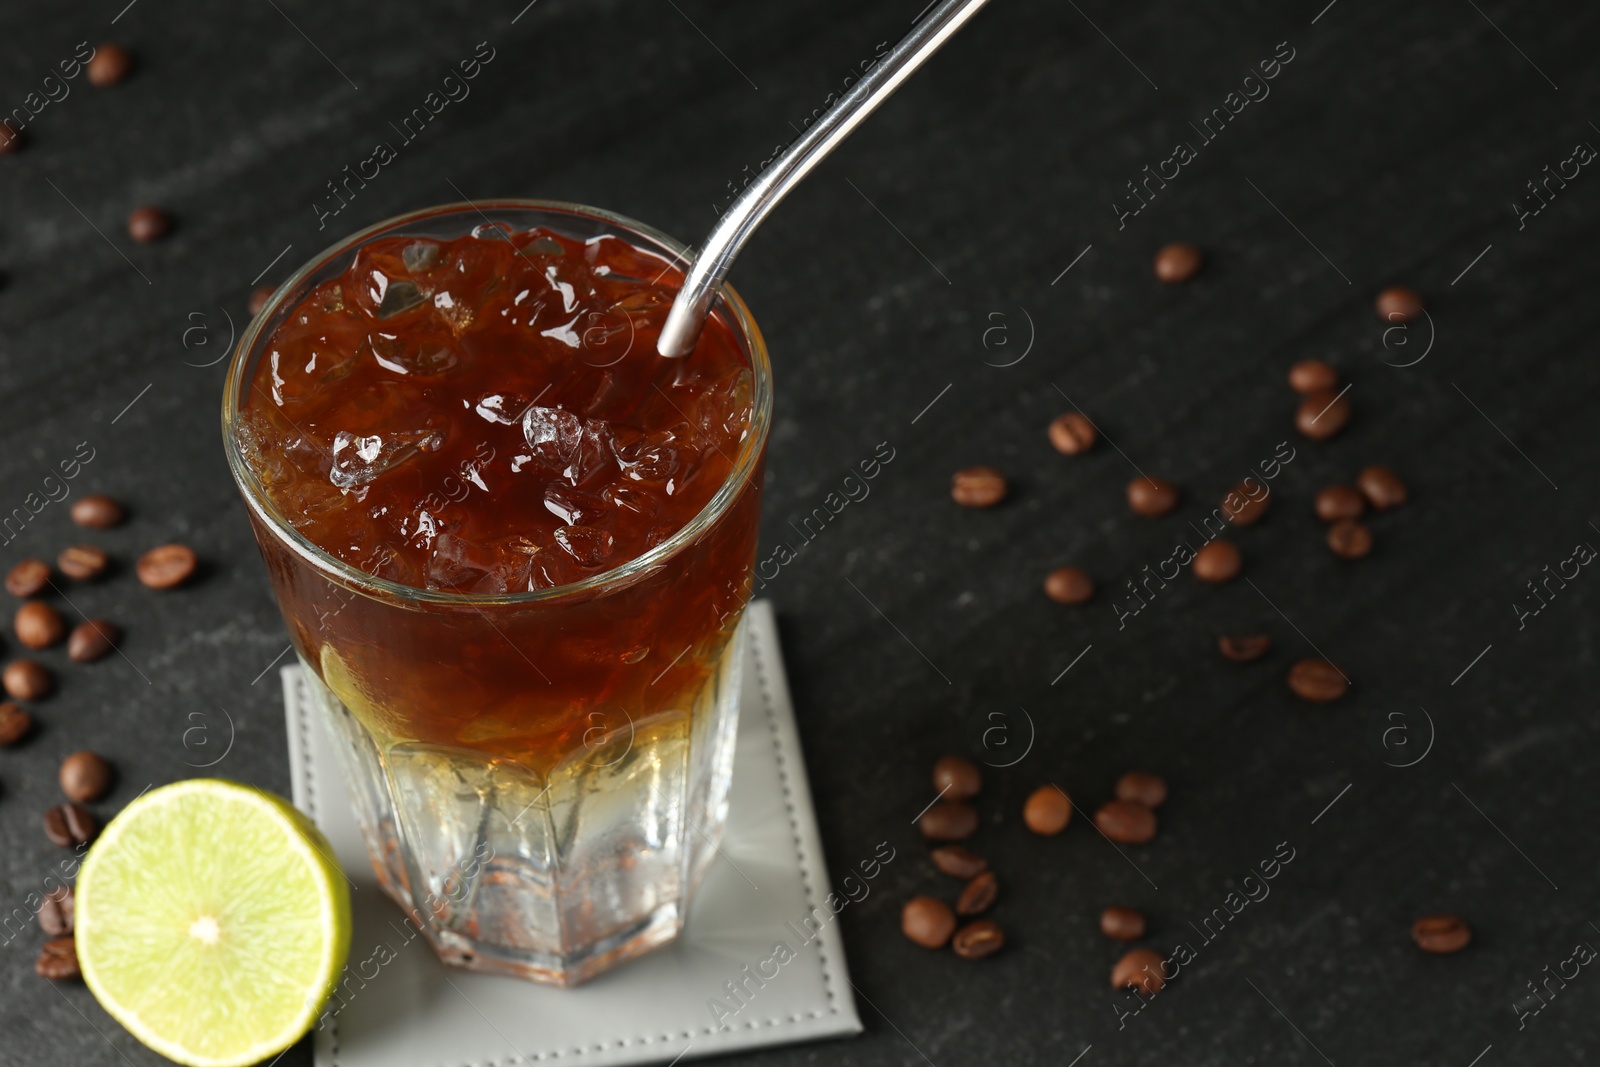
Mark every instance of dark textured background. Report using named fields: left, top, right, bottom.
left=1, top=0, right=1597, bottom=1064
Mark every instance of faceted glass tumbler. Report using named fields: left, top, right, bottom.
left=222, top=201, right=772, bottom=986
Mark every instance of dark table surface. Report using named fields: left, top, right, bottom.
left=2, top=0, right=1598, bottom=1064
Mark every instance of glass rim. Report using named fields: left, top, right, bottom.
left=220, top=197, right=773, bottom=607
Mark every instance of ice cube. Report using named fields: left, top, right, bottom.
left=474, top=393, right=530, bottom=425
left=553, top=525, right=615, bottom=568
left=563, top=421, right=616, bottom=486
left=427, top=532, right=506, bottom=594
left=522, top=406, right=582, bottom=464
left=378, top=279, right=429, bottom=318
left=612, top=428, right=679, bottom=482
left=329, top=428, right=442, bottom=490
left=367, top=331, right=458, bottom=376
left=402, top=241, right=443, bottom=274
left=543, top=485, right=607, bottom=526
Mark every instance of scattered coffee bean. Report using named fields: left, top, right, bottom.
left=248, top=284, right=275, bottom=316
left=1314, top=484, right=1366, bottom=523
left=38, top=886, right=73, bottom=936
left=951, top=466, right=1007, bottom=508
left=1044, top=566, right=1095, bottom=605
left=918, top=800, right=979, bottom=841
left=1218, top=633, right=1272, bottom=663
left=5, top=558, right=51, bottom=598
left=137, top=543, right=197, bottom=589
left=1357, top=465, right=1407, bottom=510
left=952, top=920, right=1004, bottom=959
left=1127, top=476, right=1179, bottom=517
left=1375, top=286, right=1423, bottom=323
left=1222, top=482, right=1269, bottom=526
left=901, top=896, right=957, bottom=949
left=1153, top=242, right=1202, bottom=284
left=1114, top=771, right=1168, bottom=809
left=0, top=119, right=23, bottom=154
left=68, top=619, right=119, bottom=664
left=1094, top=800, right=1157, bottom=844
left=932, top=755, right=982, bottom=800
left=4, top=659, right=53, bottom=700
left=1327, top=519, right=1373, bottom=560
left=1023, top=785, right=1072, bottom=836
left=0, top=701, right=32, bottom=746
left=35, top=937, right=80, bottom=980
left=1193, top=540, right=1242, bottom=584
left=1288, top=359, right=1338, bottom=395
left=128, top=205, right=171, bottom=244
left=1296, top=389, right=1352, bottom=440
left=43, top=803, right=96, bottom=848
left=930, top=846, right=988, bottom=879
left=14, top=602, right=65, bottom=650
left=86, top=43, right=134, bottom=87
left=1048, top=411, right=1097, bottom=455
left=1111, top=947, right=1167, bottom=993
left=1100, top=906, right=1147, bottom=942
left=1287, top=658, right=1348, bottom=703
left=60, top=751, right=113, bottom=803
left=71, top=494, right=126, bottom=528
left=956, top=871, right=999, bottom=916
left=1412, top=914, right=1471, bottom=954
left=58, top=544, right=109, bottom=581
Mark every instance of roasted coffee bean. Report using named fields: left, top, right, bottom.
left=1111, top=947, right=1167, bottom=993
left=1296, top=389, right=1352, bottom=440
left=128, top=205, right=170, bottom=243
left=137, top=543, right=197, bottom=589
left=60, top=751, right=113, bottom=803
left=1357, top=465, right=1407, bottom=510
left=1100, top=906, right=1147, bottom=942
left=1218, top=633, right=1272, bottom=663
left=1288, top=358, right=1338, bottom=395
left=930, top=846, right=988, bottom=879
left=1222, top=482, right=1269, bottom=526
left=58, top=544, right=109, bottom=581
left=1048, top=411, right=1097, bottom=455
left=4, top=659, right=53, bottom=700
left=1115, top=771, right=1168, bottom=809
left=35, top=937, right=80, bottom=980
left=0, top=119, right=22, bottom=154
left=71, top=494, right=126, bottom=528
left=15, top=601, right=66, bottom=650
left=38, top=886, right=73, bottom=936
left=1375, top=286, right=1423, bottom=323
left=5, top=558, right=51, bottom=598
left=1094, top=800, right=1157, bottom=844
left=1412, top=914, right=1471, bottom=954
left=68, top=619, right=118, bottom=664
left=918, top=800, right=979, bottom=841
left=956, top=871, right=999, bottom=916
left=1314, top=484, right=1366, bottom=523
left=1044, top=566, right=1094, bottom=605
left=1327, top=519, right=1373, bottom=560
left=1127, top=476, right=1179, bottom=517
left=1153, top=242, right=1202, bottom=283
left=1023, top=785, right=1072, bottom=836
left=0, top=701, right=32, bottom=746
left=950, top=466, right=1006, bottom=508
left=43, top=803, right=96, bottom=848
left=87, top=43, right=133, bottom=86
left=952, top=920, right=1004, bottom=959
left=1193, top=540, right=1242, bottom=584
left=248, top=284, right=275, bottom=316
left=901, top=896, right=956, bottom=949
left=1287, top=658, right=1348, bottom=703
left=932, top=755, right=982, bottom=800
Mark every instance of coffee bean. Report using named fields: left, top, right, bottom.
left=38, top=886, right=73, bottom=936
left=951, top=920, right=1004, bottom=959
left=1376, top=286, right=1423, bottom=323
left=68, top=619, right=119, bottom=664
left=1094, top=800, right=1157, bottom=844
left=1044, top=566, right=1094, bottom=605
left=0, top=119, right=23, bottom=154
left=932, top=755, right=982, bottom=800
left=956, top=871, right=999, bottom=916
left=918, top=800, right=978, bottom=841
left=930, top=846, right=988, bottom=879
left=1222, top=482, right=1269, bottom=526
left=1100, top=906, right=1147, bottom=941
left=58, top=544, right=109, bottom=581
left=0, top=701, right=32, bottom=746
left=4, top=660, right=53, bottom=701
left=1412, top=914, right=1471, bottom=954
left=5, top=558, right=51, bottom=598
left=1296, top=389, right=1352, bottom=440
left=1288, top=359, right=1338, bottom=395
left=1314, top=484, right=1366, bottom=523
left=1111, top=947, right=1167, bottom=993
left=1048, top=411, right=1097, bottom=454
left=1193, top=540, right=1242, bottom=584
left=950, top=466, right=1006, bottom=508
left=1023, top=785, right=1072, bottom=836
left=1115, top=771, right=1168, bottom=809
left=1287, top=658, right=1348, bottom=703
left=137, top=543, right=197, bottom=589
left=1327, top=519, right=1373, bottom=560
left=901, top=896, right=956, bottom=949
left=1153, top=242, right=1202, bottom=283
left=71, top=494, right=125, bottom=528
left=1357, top=465, right=1407, bottom=510
left=14, top=602, right=65, bottom=650
left=87, top=43, right=134, bottom=87
left=128, top=205, right=170, bottom=244
left=1127, top=476, right=1179, bottom=517
left=43, top=803, right=96, bottom=848
left=1218, top=633, right=1272, bottom=663
left=248, top=284, right=275, bottom=316
left=35, top=937, right=80, bottom=980
left=60, top=751, right=113, bottom=803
